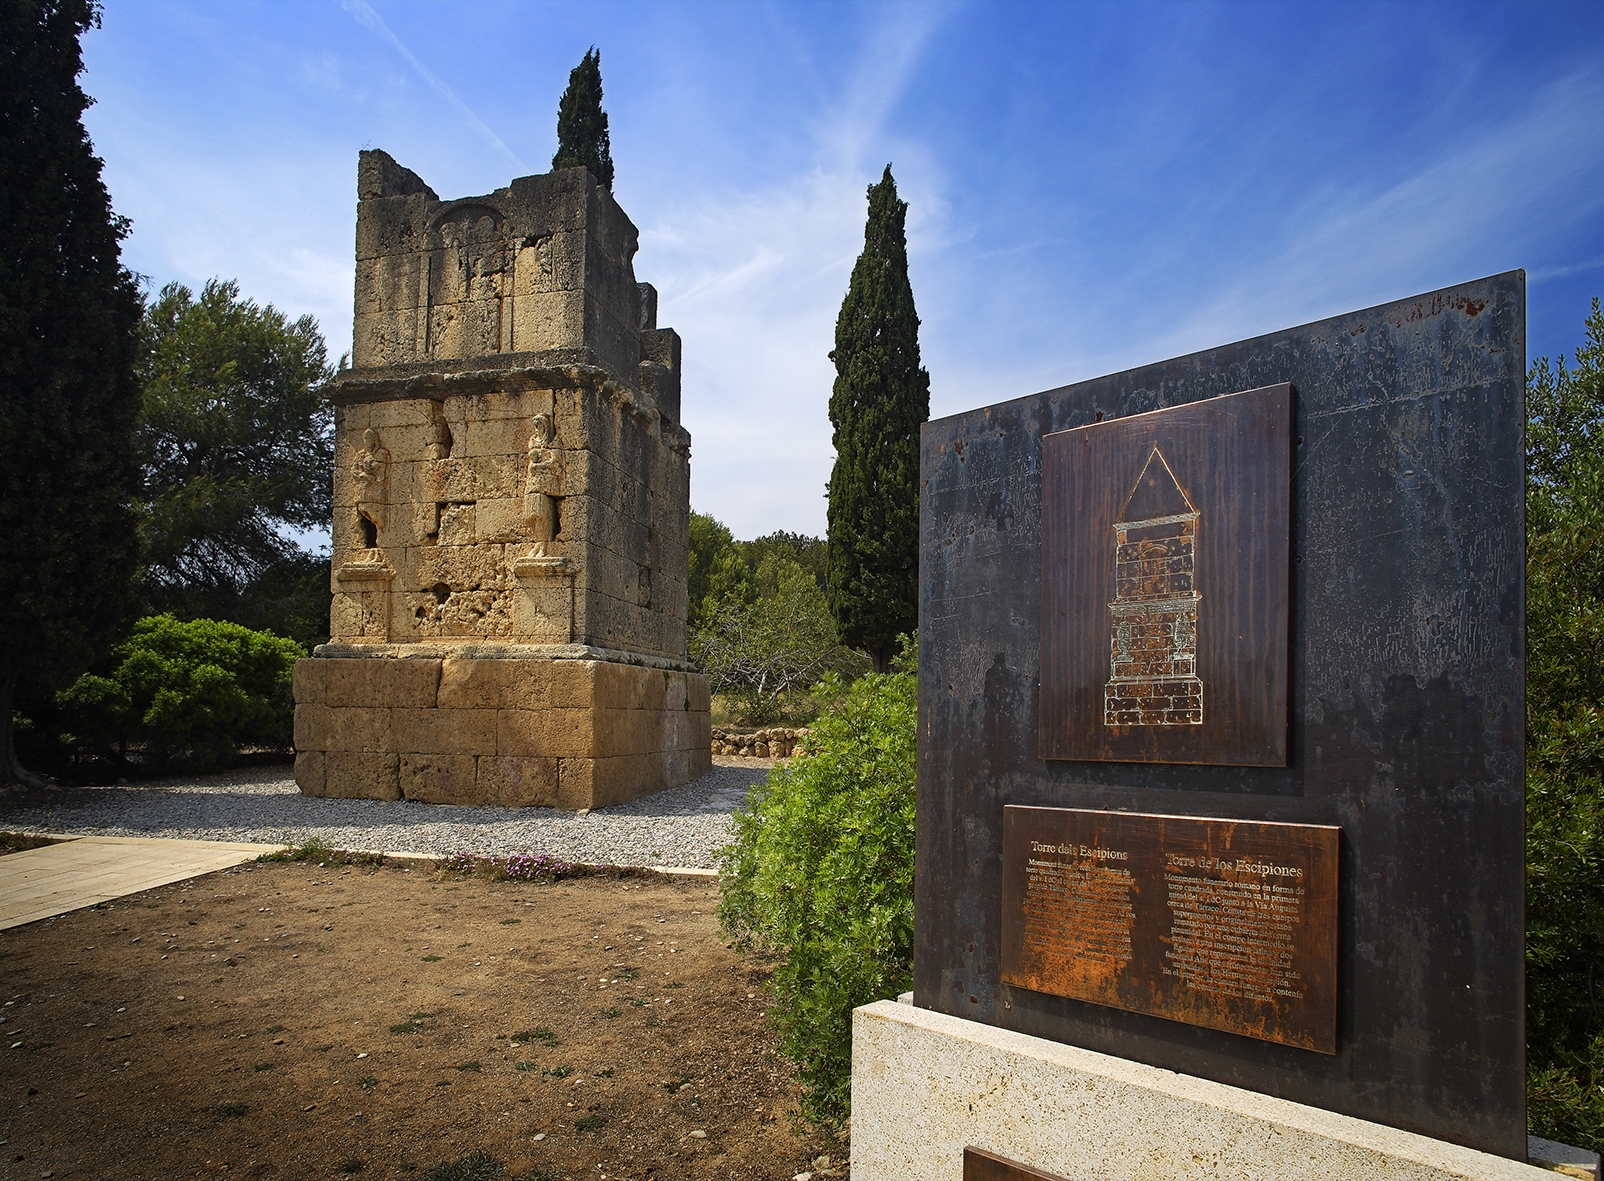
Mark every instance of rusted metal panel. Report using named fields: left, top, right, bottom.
left=964, top=1146, right=1072, bottom=1181
left=1000, top=806, right=1339, bottom=1052
left=914, top=272, right=1526, bottom=1157
left=1039, top=384, right=1291, bottom=765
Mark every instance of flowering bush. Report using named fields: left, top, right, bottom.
left=440, top=852, right=574, bottom=882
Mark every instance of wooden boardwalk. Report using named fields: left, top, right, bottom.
left=0, top=835, right=281, bottom=930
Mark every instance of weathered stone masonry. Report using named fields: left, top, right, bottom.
left=293, top=150, right=711, bottom=809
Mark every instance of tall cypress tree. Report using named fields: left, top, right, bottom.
left=551, top=47, right=613, bottom=191
left=0, top=0, right=144, bottom=786
left=826, top=166, right=929, bottom=672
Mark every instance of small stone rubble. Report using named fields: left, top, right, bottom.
left=0, top=758, right=773, bottom=870
left=710, top=727, right=808, bottom=759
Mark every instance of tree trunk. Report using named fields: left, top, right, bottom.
left=0, top=667, right=47, bottom=789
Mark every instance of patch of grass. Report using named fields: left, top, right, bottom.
left=421, top=954, right=442, bottom=962
left=217, top=1103, right=249, bottom=1118
left=514, top=1061, right=537, bottom=1072
left=543, top=1065, right=573, bottom=1079
left=339, top=1159, right=367, bottom=1174
left=257, top=838, right=384, bottom=868
left=598, top=1007, right=621, bottom=1019
left=664, top=981, right=683, bottom=989
left=423, top=1150, right=503, bottom=1181
left=390, top=1010, right=437, bottom=1035
left=573, top=1114, right=606, bottom=1132
left=595, top=1068, right=614, bottom=1078
left=617, top=968, right=639, bottom=981
left=0, top=832, right=59, bottom=856
left=456, top=1060, right=481, bottom=1072
left=625, top=997, right=646, bottom=1008
left=645, top=1016, right=661, bottom=1028
left=499, top=918, right=521, bottom=925
left=358, top=1076, right=377, bottom=1091
left=510, top=1027, right=556, bottom=1045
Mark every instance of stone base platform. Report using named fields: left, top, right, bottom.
left=291, top=649, right=710, bottom=810
left=852, top=999, right=1562, bottom=1181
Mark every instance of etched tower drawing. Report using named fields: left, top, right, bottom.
left=1102, top=447, right=1203, bottom=726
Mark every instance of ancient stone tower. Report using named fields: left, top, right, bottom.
left=1102, top=446, right=1203, bottom=727
left=291, top=150, right=711, bottom=808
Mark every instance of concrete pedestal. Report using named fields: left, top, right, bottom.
left=851, top=1000, right=1562, bottom=1181
left=292, top=648, right=710, bottom=809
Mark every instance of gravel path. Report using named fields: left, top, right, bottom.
left=0, top=758, right=775, bottom=870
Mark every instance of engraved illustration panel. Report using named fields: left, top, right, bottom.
left=1039, top=384, right=1291, bottom=765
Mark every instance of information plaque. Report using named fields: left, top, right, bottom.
left=1000, top=806, right=1339, bottom=1053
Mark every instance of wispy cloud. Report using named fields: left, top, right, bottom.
left=636, top=8, right=954, bottom=538
left=339, top=0, right=525, bottom=173
left=1530, top=256, right=1604, bottom=283
left=1132, top=67, right=1604, bottom=369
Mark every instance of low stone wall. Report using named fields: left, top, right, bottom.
left=294, top=655, right=711, bottom=810
left=711, top=727, right=807, bottom=759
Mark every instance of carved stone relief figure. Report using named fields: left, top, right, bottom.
left=426, top=406, right=453, bottom=459
left=522, top=413, right=563, bottom=556
left=352, top=427, right=389, bottom=548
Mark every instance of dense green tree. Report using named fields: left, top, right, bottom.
left=0, top=0, right=145, bottom=787
left=745, top=530, right=828, bottom=592
left=551, top=47, right=613, bottom=191
left=55, top=614, right=302, bottom=772
left=825, top=166, right=928, bottom=671
left=136, top=279, right=334, bottom=645
left=1525, top=298, right=1604, bottom=1151
left=691, top=553, right=865, bottom=724
left=688, top=511, right=750, bottom=629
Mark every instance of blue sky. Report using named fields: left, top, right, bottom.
left=82, top=0, right=1604, bottom=542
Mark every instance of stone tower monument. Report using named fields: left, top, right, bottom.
left=291, top=150, right=711, bottom=809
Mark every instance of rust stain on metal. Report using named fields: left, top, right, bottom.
left=1000, top=805, right=1340, bottom=1053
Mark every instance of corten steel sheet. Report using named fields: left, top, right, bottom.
left=1038, top=385, right=1291, bottom=765
left=964, top=1147, right=1072, bottom=1181
left=999, top=807, right=1339, bottom=1052
left=914, top=273, right=1526, bottom=1157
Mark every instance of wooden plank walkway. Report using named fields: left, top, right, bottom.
left=0, top=835, right=282, bottom=930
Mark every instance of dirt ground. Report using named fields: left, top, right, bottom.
left=0, top=860, right=846, bottom=1181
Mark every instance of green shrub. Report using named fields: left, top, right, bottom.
left=55, top=614, right=302, bottom=771
left=1525, top=298, right=1604, bottom=1152
left=717, top=641, right=916, bottom=1127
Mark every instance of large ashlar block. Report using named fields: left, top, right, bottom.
left=850, top=1000, right=1555, bottom=1181
left=295, top=656, right=710, bottom=809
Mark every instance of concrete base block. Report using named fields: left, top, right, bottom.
left=851, top=1000, right=1555, bottom=1181
left=292, top=654, right=709, bottom=809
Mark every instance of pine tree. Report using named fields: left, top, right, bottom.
left=0, top=0, right=144, bottom=786
left=551, top=47, right=613, bottom=191
left=826, top=166, right=929, bottom=672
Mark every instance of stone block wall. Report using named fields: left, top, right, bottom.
left=296, top=149, right=707, bottom=810
left=293, top=656, right=711, bottom=810
left=328, top=368, right=690, bottom=659
left=352, top=151, right=647, bottom=389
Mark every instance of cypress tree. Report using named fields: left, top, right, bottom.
left=551, top=47, right=613, bottom=191
left=826, top=166, right=929, bottom=672
left=0, top=0, right=144, bottom=786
